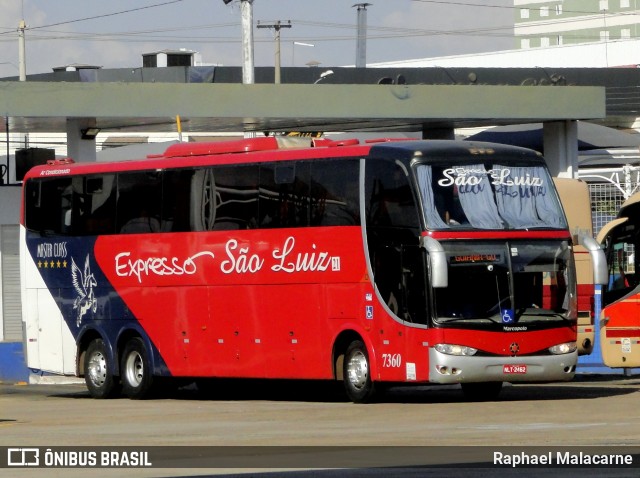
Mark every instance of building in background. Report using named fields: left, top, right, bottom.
left=515, top=0, right=640, bottom=55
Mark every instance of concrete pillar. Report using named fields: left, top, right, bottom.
left=66, top=118, right=98, bottom=163
left=543, top=120, right=579, bottom=178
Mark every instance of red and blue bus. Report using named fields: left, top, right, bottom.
left=20, top=137, right=607, bottom=402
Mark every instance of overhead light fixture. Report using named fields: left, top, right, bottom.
left=81, top=127, right=101, bottom=140
left=314, top=70, right=334, bottom=84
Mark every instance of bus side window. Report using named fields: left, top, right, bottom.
left=259, top=162, right=311, bottom=228
left=25, top=177, right=73, bottom=235
left=367, top=162, right=421, bottom=230
left=211, top=165, right=259, bottom=230
left=116, top=171, right=162, bottom=234
left=310, top=159, right=360, bottom=226
left=160, top=169, right=191, bottom=232
left=71, top=174, right=117, bottom=236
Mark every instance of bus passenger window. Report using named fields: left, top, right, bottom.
left=310, top=159, right=360, bottom=226
left=73, top=174, right=117, bottom=236
left=162, top=169, right=194, bottom=232
left=117, top=172, right=162, bottom=234
left=367, top=163, right=420, bottom=230
left=211, top=165, right=259, bottom=230
left=259, top=163, right=310, bottom=228
left=25, top=178, right=73, bottom=235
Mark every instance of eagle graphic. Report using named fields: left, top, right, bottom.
left=71, top=255, right=98, bottom=327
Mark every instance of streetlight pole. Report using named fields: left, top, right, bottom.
left=257, top=20, right=291, bottom=84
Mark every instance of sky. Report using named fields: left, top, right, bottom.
left=0, top=0, right=515, bottom=76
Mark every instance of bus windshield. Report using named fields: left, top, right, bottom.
left=432, top=240, right=576, bottom=326
left=416, top=163, right=567, bottom=230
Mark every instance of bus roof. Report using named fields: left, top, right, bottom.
left=22, top=138, right=546, bottom=181
left=368, top=140, right=545, bottom=163
left=22, top=136, right=373, bottom=180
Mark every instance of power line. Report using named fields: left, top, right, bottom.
left=0, top=0, right=189, bottom=35
left=2, top=3, right=638, bottom=48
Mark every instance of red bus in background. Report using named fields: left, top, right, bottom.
left=20, top=137, right=607, bottom=402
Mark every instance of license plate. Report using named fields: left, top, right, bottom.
left=503, top=364, right=527, bottom=374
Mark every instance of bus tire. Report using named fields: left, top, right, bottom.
left=343, top=340, right=376, bottom=403
left=84, top=338, right=119, bottom=399
left=461, top=381, right=503, bottom=401
left=121, top=337, right=154, bottom=399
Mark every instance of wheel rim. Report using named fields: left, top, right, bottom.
left=346, top=350, right=369, bottom=391
left=87, top=351, right=107, bottom=388
left=124, top=351, right=144, bottom=387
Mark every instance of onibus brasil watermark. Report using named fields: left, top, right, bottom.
left=6, top=448, right=152, bottom=468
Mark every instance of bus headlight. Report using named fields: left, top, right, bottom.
left=548, top=342, right=577, bottom=355
left=434, top=344, right=478, bottom=356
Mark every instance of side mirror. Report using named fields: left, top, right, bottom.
left=578, top=235, right=608, bottom=286
left=421, top=236, right=448, bottom=288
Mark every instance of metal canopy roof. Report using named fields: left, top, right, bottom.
left=467, top=121, right=640, bottom=152
left=0, top=82, right=605, bottom=135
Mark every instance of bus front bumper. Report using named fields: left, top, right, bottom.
left=428, top=348, right=577, bottom=384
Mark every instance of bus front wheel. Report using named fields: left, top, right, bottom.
left=84, top=338, right=119, bottom=399
left=121, top=337, right=154, bottom=399
left=343, top=340, right=376, bottom=403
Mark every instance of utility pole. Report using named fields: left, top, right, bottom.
left=18, top=19, right=26, bottom=81
left=353, top=3, right=371, bottom=68
left=257, top=20, right=291, bottom=84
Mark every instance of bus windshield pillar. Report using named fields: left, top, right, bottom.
left=421, top=236, right=447, bottom=288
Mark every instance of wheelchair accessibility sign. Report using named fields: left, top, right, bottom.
left=501, top=309, right=515, bottom=324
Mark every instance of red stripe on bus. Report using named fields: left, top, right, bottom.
left=606, top=329, right=640, bottom=338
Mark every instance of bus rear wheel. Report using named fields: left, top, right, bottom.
left=84, top=338, right=119, bottom=399
left=121, top=337, right=154, bottom=399
left=343, top=340, right=376, bottom=403
left=461, top=381, right=503, bottom=401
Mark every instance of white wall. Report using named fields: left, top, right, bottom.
left=369, top=39, right=640, bottom=68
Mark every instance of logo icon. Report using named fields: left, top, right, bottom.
left=501, top=308, right=515, bottom=324
left=509, top=342, right=520, bottom=355
left=7, top=448, right=39, bottom=467
left=71, top=255, right=98, bottom=327
left=365, top=305, right=374, bottom=320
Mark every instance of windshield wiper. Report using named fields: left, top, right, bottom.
left=516, top=310, right=568, bottom=320
left=437, top=315, right=501, bottom=324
